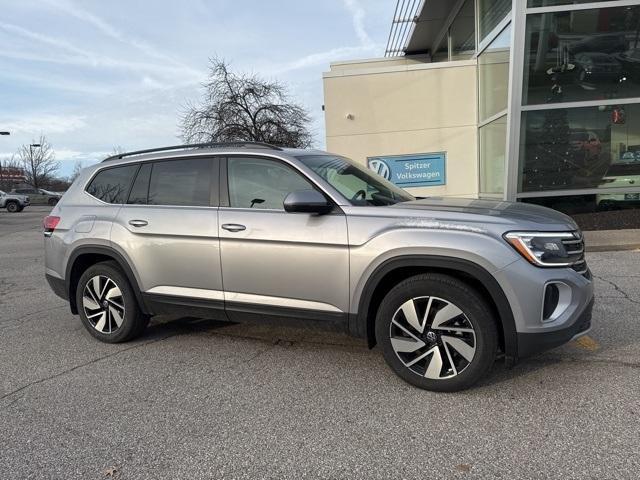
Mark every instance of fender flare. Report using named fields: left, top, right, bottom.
left=355, top=255, right=518, bottom=362
left=65, top=245, right=150, bottom=315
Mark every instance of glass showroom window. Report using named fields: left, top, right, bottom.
left=478, top=0, right=511, bottom=41
left=480, top=116, right=508, bottom=195
left=519, top=103, right=640, bottom=195
left=528, top=0, right=622, bottom=7
left=433, top=38, right=449, bottom=62
left=450, top=0, right=476, bottom=59
left=479, top=25, right=512, bottom=121
left=479, top=25, right=511, bottom=195
left=523, top=5, right=640, bottom=105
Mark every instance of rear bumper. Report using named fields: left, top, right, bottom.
left=517, top=297, right=594, bottom=358
left=45, top=273, right=68, bottom=301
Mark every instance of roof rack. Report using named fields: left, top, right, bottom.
left=102, top=141, right=282, bottom=162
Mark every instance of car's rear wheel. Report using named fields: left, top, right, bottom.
left=76, top=261, right=149, bottom=343
left=48, top=198, right=58, bottom=206
left=6, top=201, right=19, bottom=213
left=376, top=274, right=498, bottom=392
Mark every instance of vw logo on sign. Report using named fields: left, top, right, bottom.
left=368, top=158, right=391, bottom=181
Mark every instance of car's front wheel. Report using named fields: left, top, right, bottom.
left=376, top=274, right=498, bottom=392
left=76, top=261, right=149, bottom=343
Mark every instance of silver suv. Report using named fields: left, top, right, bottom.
left=44, top=143, right=594, bottom=391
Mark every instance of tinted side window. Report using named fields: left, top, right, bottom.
left=127, top=163, right=151, bottom=204
left=148, top=158, right=211, bottom=206
left=86, top=165, right=137, bottom=204
left=227, top=157, right=313, bottom=210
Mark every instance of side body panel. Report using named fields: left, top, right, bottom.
left=44, top=190, right=121, bottom=281
left=344, top=208, right=522, bottom=316
left=218, top=208, right=350, bottom=317
left=111, top=205, right=222, bottom=294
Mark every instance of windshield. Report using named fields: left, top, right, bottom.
left=297, top=155, right=414, bottom=206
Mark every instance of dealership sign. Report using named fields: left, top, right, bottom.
left=367, top=153, right=446, bottom=188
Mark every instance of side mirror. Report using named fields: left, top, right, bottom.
left=283, top=190, right=332, bottom=215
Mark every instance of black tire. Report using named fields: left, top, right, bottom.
left=76, top=260, right=149, bottom=343
left=5, top=201, right=19, bottom=213
left=376, top=274, right=498, bottom=392
left=48, top=198, right=58, bottom=206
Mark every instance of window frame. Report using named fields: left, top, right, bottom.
left=84, top=163, right=140, bottom=205
left=85, top=156, right=220, bottom=207
left=219, top=154, right=340, bottom=212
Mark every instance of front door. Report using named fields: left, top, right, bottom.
left=218, top=156, right=349, bottom=323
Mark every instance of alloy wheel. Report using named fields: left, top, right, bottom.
left=82, top=275, right=126, bottom=334
left=389, top=296, right=476, bottom=379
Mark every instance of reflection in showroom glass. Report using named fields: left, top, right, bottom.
left=520, top=104, right=640, bottom=196
left=524, top=6, right=640, bottom=105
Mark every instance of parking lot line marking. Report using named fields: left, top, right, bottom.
left=573, top=335, right=600, bottom=351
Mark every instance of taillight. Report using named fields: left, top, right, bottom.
left=43, top=216, right=60, bottom=237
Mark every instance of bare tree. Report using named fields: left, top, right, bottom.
left=18, top=135, right=60, bottom=189
left=180, top=58, right=313, bottom=148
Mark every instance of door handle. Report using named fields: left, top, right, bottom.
left=128, top=219, right=148, bottom=228
left=221, top=223, right=246, bottom=232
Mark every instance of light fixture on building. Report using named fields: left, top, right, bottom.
left=346, top=113, right=355, bottom=120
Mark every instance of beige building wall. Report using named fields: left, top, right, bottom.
left=323, top=58, right=479, bottom=198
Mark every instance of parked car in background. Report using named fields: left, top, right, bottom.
left=597, top=161, right=640, bottom=210
left=11, top=187, right=62, bottom=205
left=0, top=190, right=30, bottom=212
left=44, top=142, right=594, bottom=392
left=569, top=34, right=628, bottom=55
left=573, top=52, right=622, bottom=86
left=614, top=48, right=640, bottom=82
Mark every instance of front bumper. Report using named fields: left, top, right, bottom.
left=517, top=296, right=594, bottom=358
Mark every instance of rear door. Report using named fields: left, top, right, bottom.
left=218, top=155, right=350, bottom=323
left=111, top=156, right=225, bottom=319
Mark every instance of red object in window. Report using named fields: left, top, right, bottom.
left=612, top=107, right=626, bottom=125
left=43, top=215, right=60, bottom=232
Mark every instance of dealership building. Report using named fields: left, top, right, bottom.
left=323, top=0, right=640, bottom=224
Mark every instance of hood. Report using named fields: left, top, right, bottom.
left=389, top=197, right=578, bottom=231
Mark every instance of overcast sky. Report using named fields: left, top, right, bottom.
left=0, top=0, right=393, bottom=176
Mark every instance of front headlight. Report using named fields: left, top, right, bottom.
left=504, top=232, right=580, bottom=267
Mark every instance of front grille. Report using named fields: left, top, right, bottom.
left=562, top=232, right=589, bottom=278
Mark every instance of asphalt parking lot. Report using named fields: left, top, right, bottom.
left=1, top=207, right=639, bottom=479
